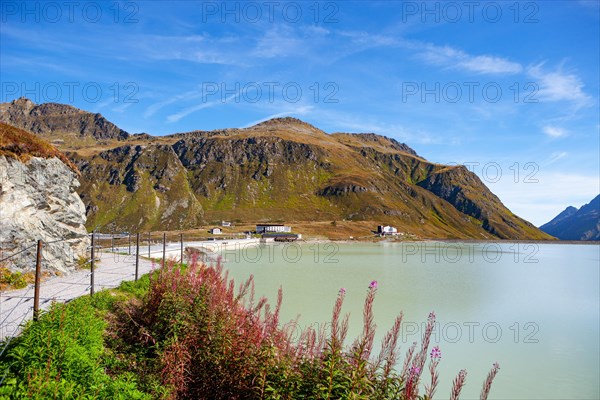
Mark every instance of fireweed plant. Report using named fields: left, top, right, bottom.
left=0, top=256, right=500, bottom=399
left=110, top=257, right=500, bottom=399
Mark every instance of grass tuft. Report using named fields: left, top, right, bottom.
left=0, top=122, right=79, bottom=173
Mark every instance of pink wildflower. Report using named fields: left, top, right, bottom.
left=430, top=346, right=442, bottom=360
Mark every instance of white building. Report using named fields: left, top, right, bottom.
left=256, top=224, right=291, bottom=234
left=221, top=221, right=231, bottom=227
left=377, top=225, right=398, bottom=235
left=210, top=228, right=222, bottom=235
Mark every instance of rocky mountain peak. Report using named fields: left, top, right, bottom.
left=10, top=97, right=36, bottom=112
left=249, top=117, right=325, bottom=135
left=0, top=97, right=129, bottom=141
left=355, top=133, right=419, bottom=157
left=540, top=195, right=600, bottom=240
left=332, top=132, right=420, bottom=158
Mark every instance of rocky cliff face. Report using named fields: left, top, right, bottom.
left=416, top=166, right=546, bottom=239
left=73, top=143, right=204, bottom=231
left=0, top=123, right=90, bottom=274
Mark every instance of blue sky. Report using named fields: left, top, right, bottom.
left=1, top=0, right=599, bottom=225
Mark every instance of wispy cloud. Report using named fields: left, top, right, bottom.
left=548, top=151, right=568, bottom=164
left=130, top=34, right=245, bottom=65
left=527, top=63, right=591, bottom=104
left=167, top=93, right=238, bottom=123
left=576, top=0, right=600, bottom=10
left=252, top=27, right=308, bottom=58
left=418, top=44, right=523, bottom=74
left=145, top=88, right=204, bottom=118
left=0, top=54, right=83, bottom=77
left=338, top=30, right=399, bottom=47
left=543, top=125, right=569, bottom=138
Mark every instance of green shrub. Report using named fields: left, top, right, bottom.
left=0, top=268, right=34, bottom=291
left=0, top=297, right=150, bottom=399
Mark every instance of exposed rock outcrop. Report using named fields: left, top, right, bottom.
left=0, top=123, right=90, bottom=274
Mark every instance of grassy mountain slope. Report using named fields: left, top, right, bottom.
left=73, top=144, right=204, bottom=232
left=0, top=100, right=553, bottom=239
left=71, top=119, right=549, bottom=239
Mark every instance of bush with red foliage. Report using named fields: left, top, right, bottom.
left=108, top=257, right=500, bottom=400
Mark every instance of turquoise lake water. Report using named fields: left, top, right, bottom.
left=222, top=241, right=599, bottom=400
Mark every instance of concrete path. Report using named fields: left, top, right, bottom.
left=0, top=251, right=155, bottom=340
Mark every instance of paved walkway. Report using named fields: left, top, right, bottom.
left=0, top=251, right=155, bottom=340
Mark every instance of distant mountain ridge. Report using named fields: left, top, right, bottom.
left=540, top=195, right=600, bottom=240
left=0, top=98, right=552, bottom=240
left=0, top=97, right=129, bottom=144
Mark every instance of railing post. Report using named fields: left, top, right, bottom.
left=135, top=233, right=140, bottom=281
left=162, top=232, right=166, bottom=268
left=33, top=240, right=42, bottom=321
left=111, top=235, right=114, bottom=252
left=180, top=233, right=183, bottom=265
left=90, top=232, right=95, bottom=296
left=148, top=231, right=151, bottom=258
left=128, top=233, right=131, bottom=255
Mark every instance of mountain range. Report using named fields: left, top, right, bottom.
left=0, top=97, right=553, bottom=240
left=540, top=195, right=600, bottom=240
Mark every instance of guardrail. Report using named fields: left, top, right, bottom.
left=0, top=231, right=194, bottom=338
left=0, top=229, right=261, bottom=386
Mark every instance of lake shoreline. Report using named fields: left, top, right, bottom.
left=299, top=237, right=600, bottom=245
